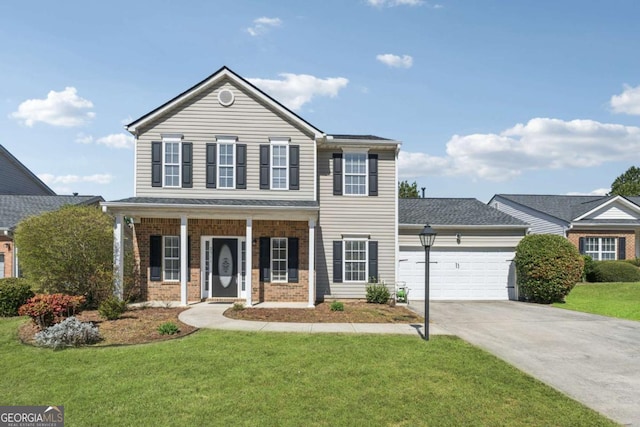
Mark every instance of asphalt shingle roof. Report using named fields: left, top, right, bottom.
left=109, top=197, right=319, bottom=208
left=328, top=134, right=392, bottom=141
left=494, top=194, right=620, bottom=222
left=0, top=195, right=103, bottom=230
left=399, top=198, right=528, bottom=226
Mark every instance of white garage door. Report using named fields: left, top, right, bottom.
left=398, top=249, right=515, bottom=301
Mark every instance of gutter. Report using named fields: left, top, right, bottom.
left=398, top=223, right=529, bottom=230
left=101, top=201, right=320, bottom=212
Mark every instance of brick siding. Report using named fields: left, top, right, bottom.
left=567, top=230, right=636, bottom=260
left=0, top=237, right=13, bottom=278
left=134, top=218, right=310, bottom=303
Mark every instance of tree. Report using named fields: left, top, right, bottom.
left=609, top=166, right=640, bottom=196
left=14, top=205, right=114, bottom=307
left=399, top=180, right=419, bottom=198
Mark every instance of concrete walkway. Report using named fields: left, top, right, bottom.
left=409, top=300, right=640, bottom=427
left=178, top=302, right=449, bottom=336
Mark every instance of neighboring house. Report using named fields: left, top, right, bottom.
left=0, top=145, right=56, bottom=196
left=0, top=195, right=104, bottom=278
left=398, top=198, right=528, bottom=300
left=102, top=66, right=399, bottom=306
left=489, top=194, right=640, bottom=261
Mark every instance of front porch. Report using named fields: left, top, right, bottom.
left=103, top=198, right=319, bottom=307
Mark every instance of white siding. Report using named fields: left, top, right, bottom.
left=491, top=199, right=565, bottom=235
left=587, top=204, right=640, bottom=220
left=135, top=80, right=315, bottom=200
left=316, top=148, right=397, bottom=299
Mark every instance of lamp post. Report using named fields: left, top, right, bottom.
left=419, top=224, right=437, bottom=341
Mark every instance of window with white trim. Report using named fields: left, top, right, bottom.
left=218, top=142, right=235, bottom=188
left=344, top=153, right=367, bottom=195
left=585, top=237, right=616, bottom=261
left=344, top=239, right=367, bottom=282
left=271, top=238, right=288, bottom=282
left=271, top=143, right=288, bottom=189
left=163, top=141, right=181, bottom=187
left=163, top=236, right=180, bottom=281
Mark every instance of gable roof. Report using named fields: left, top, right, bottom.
left=492, top=194, right=640, bottom=222
left=0, top=145, right=55, bottom=195
left=126, top=66, right=323, bottom=137
left=399, top=198, right=528, bottom=227
left=0, top=195, right=104, bottom=232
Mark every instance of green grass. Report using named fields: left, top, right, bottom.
left=554, top=282, right=640, bottom=321
left=0, top=318, right=615, bottom=426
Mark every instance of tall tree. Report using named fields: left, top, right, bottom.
left=610, top=166, right=640, bottom=196
left=399, top=180, right=419, bottom=198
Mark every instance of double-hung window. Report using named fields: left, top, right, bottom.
left=344, top=239, right=367, bottom=282
left=163, top=139, right=181, bottom=187
left=271, top=142, right=288, bottom=189
left=344, top=153, right=367, bottom=195
left=271, top=238, right=288, bottom=282
left=585, top=237, right=616, bottom=261
left=218, top=141, right=235, bottom=188
left=163, top=236, right=180, bottom=281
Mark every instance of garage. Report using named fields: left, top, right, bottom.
left=398, top=198, right=528, bottom=301
left=398, top=248, right=516, bottom=300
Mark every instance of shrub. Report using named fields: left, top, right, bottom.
left=0, top=278, right=34, bottom=317
left=587, top=261, right=640, bottom=283
left=515, top=235, right=584, bottom=304
left=623, top=258, right=640, bottom=267
left=18, top=293, right=85, bottom=329
left=232, top=302, right=245, bottom=311
left=157, top=322, right=180, bottom=335
left=582, top=255, right=595, bottom=282
left=35, top=316, right=101, bottom=349
left=330, top=301, right=344, bottom=311
left=366, top=279, right=391, bottom=304
left=98, top=296, right=128, bottom=320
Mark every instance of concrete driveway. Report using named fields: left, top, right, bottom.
left=409, top=301, right=640, bottom=426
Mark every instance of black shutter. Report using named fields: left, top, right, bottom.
left=333, top=153, right=343, bottom=196
left=206, top=143, right=217, bottom=188
left=368, top=154, right=378, bottom=196
left=151, top=142, right=162, bottom=187
left=578, top=237, right=585, bottom=254
left=288, top=237, right=299, bottom=283
left=182, top=142, right=192, bottom=188
left=260, top=237, right=271, bottom=282
left=236, top=144, right=247, bottom=189
left=618, top=237, right=626, bottom=260
left=368, top=241, right=378, bottom=282
left=187, top=235, right=192, bottom=268
left=333, top=241, right=343, bottom=283
left=289, top=145, right=300, bottom=190
left=150, top=235, right=162, bottom=281
left=260, top=145, right=270, bottom=189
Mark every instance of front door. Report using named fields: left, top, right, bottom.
left=212, top=238, right=238, bottom=297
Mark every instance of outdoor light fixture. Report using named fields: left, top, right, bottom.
left=419, top=224, right=437, bottom=341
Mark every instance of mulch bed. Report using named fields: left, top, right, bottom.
left=224, top=301, right=423, bottom=323
left=18, top=307, right=198, bottom=346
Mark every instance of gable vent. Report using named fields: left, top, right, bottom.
left=218, top=89, right=235, bottom=107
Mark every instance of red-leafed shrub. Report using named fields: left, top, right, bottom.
left=18, top=294, right=86, bottom=329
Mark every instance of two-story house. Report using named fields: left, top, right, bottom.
left=102, top=66, right=399, bottom=306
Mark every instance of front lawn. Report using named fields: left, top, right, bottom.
left=0, top=318, right=614, bottom=426
left=553, top=282, right=640, bottom=321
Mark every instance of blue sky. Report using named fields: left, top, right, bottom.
left=2, top=0, right=640, bottom=202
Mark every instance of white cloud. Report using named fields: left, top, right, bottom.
left=38, top=173, right=113, bottom=185
left=566, top=188, right=610, bottom=196
left=96, top=133, right=134, bottom=149
left=376, top=53, right=413, bottom=68
left=248, top=73, right=349, bottom=110
left=399, top=118, right=640, bottom=181
left=75, top=133, right=94, bottom=144
left=247, top=17, right=282, bottom=36
left=367, top=0, right=424, bottom=6
left=10, top=87, right=95, bottom=127
left=610, top=84, right=640, bottom=115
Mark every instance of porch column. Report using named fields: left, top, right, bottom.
left=113, top=214, right=124, bottom=300
left=245, top=218, right=253, bottom=307
left=180, top=215, right=188, bottom=306
left=308, top=219, right=316, bottom=307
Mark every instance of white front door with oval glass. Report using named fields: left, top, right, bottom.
left=201, top=237, right=246, bottom=299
